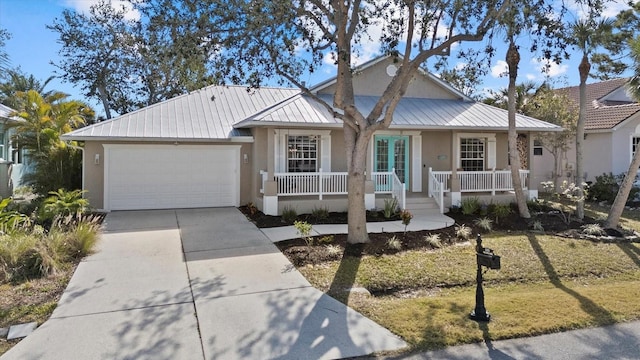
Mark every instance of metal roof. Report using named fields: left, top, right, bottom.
left=0, top=103, right=21, bottom=122
left=61, top=85, right=300, bottom=141
left=236, top=94, right=562, bottom=131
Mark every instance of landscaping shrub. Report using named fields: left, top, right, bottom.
left=39, top=189, right=89, bottom=222
left=460, top=197, right=481, bottom=215
left=383, top=198, right=399, bottom=219
left=586, top=172, right=640, bottom=205
left=311, top=206, right=329, bottom=222
left=473, top=217, right=493, bottom=233
left=282, top=206, right=298, bottom=224
left=491, top=203, right=512, bottom=224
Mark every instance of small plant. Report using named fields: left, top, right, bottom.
left=543, top=180, right=586, bottom=225
left=532, top=220, right=544, bottom=232
left=282, top=206, right=298, bottom=224
left=293, top=220, right=313, bottom=247
left=317, top=235, right=334, bottom=244
left=527, top=198, right=544, bottom=212
left=386, top=235, right=402, bottom=250
left=0, top=198, right=31, bottom=233
left=383, top=198, right=399, bottom=219
left=325, top=244, right=342, bottom=257
left=400, top=209, right=413, bottom=234
left=582, top=223, right=604, bottom=236
left=311, top=206, right=330, bottom=222
left=40, top=189, right=89, bottom=222
left=424, top=233, right=442, bottom=248
left=473, top=217, right=493, bottom=232
left=460, top=197, right=481, bottom=215
left=245, top=202, right=258, bottom=215
left=455, top=224, right=472, bottom=240
left=491, top=203, right=512, bottom=225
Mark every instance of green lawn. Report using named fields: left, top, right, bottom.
left=298, top=231, right=640, bottom=352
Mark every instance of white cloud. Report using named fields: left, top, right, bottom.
left=64, top=0, right=140, bottom=21
left=491, top=60, right=508, bottom=78
left=566, top=0, right=631, bottom=20
left=526, top=73, right=537, bottom=81
left=531, top=58, right=568, bottom=77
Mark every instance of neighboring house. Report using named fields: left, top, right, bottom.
left=531, top=78, right=640, bottom=190
left=61, top=55, right=561, bottom=215
left=0, top=103, right=27, bottom=198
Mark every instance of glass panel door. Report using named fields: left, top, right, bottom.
left=374, top=135, right=409, bottom=189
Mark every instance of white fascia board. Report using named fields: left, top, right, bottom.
left=60, top=136, right=255, bottom=143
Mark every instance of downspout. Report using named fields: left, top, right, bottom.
left=67, top=143, right=85, bottom=195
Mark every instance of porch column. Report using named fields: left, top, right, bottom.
left=365, top=136, right=376, bottom=209
left=263, top=181, right=279, bottom=215
left=262, top=129, right=279, bottom=215
left=412, top=134, right=422, bottom=192
left=450, top=131, right=461, bottom=206
left=527, top=132, right=538, bottom=200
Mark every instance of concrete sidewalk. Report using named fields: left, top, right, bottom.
left=2, top=208, right=406, bottom=360
left=261, top=209, right=455, bottom=242
left=379, top=320, right=640, bottom=360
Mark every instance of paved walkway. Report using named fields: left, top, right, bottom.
left=2, top=208, right=406, bottom=360
left=261, top=209, right=455, bottom=242
left=378, top=320, right=640, bottom=360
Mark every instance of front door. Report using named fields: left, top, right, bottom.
left=374, top=135, right=409, bottom=189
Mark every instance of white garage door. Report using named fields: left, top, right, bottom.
left=104, top=145, right=240, bottom=210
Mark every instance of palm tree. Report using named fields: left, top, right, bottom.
left=9, top=90, right=94, bottom=194
left=571, top=18, right=614, bottom=221
left=0, top=70, right=58, bottom=109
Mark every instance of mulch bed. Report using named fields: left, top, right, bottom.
left=239, top=204, right=639, bottom=267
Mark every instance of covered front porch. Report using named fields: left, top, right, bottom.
left=259, top=167, right=535, bottom=215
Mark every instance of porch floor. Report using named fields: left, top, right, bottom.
left=260, top=209, right=454, bottom=242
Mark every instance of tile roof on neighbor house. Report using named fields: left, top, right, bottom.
left=235, top=93, right=562, bottom=131
left=558, top=78, right=640, bottom=131
left=61, top=85, right=300, bottom=141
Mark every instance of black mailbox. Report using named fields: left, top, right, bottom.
left=477, top=251, right=501, bottom=270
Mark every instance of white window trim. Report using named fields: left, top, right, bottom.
left=454, top=133, right=496, bottom=170
left=274, top=129, right=331, bottom=172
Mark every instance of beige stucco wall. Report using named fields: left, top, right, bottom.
left=83, top=141, right=253, bottom=210
left=317, top=58, right=461, bottom=100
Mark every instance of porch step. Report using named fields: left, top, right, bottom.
left=404, top=197, right=440, bottom=211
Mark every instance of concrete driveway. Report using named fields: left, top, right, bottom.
left=2, top=208, right=405, bottom=360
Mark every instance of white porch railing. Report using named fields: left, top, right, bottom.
left=428, top=170, right=444, bottom=213
left=263, top=169, right=406, bottom=207
left=273, top=169, right=348, bottom=199
left=428, top=168, right=529, bottom=195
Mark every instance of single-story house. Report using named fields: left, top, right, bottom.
left=61, top=55, right=561, bottom=215
left=531, top=78, right=640, bottom=189
left=0, top=103, right=28, bottom=197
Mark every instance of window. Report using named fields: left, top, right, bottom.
left=10, top=140, right=22, bottom=164
left=533, top=140, right=543, bottom=156
left=287, top=135, right=317, bottom=172
left=0, top=132, right=4, bottom=160
left=633, top=136, right=640, bottom=159
left=460, top=138, right=484, bottom=171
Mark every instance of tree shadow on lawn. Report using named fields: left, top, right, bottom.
left=616, top=243, right=640, bottom=268
left=526, top=234, right=616, bottom=325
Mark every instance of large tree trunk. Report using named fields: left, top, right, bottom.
left=576, top=53, right=590, bottom=220
left=506, top=41, right=530, bottom=218
left=345, top=125, right=370, bottom=243
left=604, top=146, right=640, bottom=229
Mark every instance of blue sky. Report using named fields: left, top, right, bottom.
left=0, top=0, right=634, bottom=114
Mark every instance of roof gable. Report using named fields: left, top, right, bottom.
left=311, top=55, right=470, bottom=101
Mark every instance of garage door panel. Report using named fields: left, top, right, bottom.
left=105, top=145, right=239, bottom=210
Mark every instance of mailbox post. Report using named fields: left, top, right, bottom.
left=470, top=234, right=500, bottom=322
